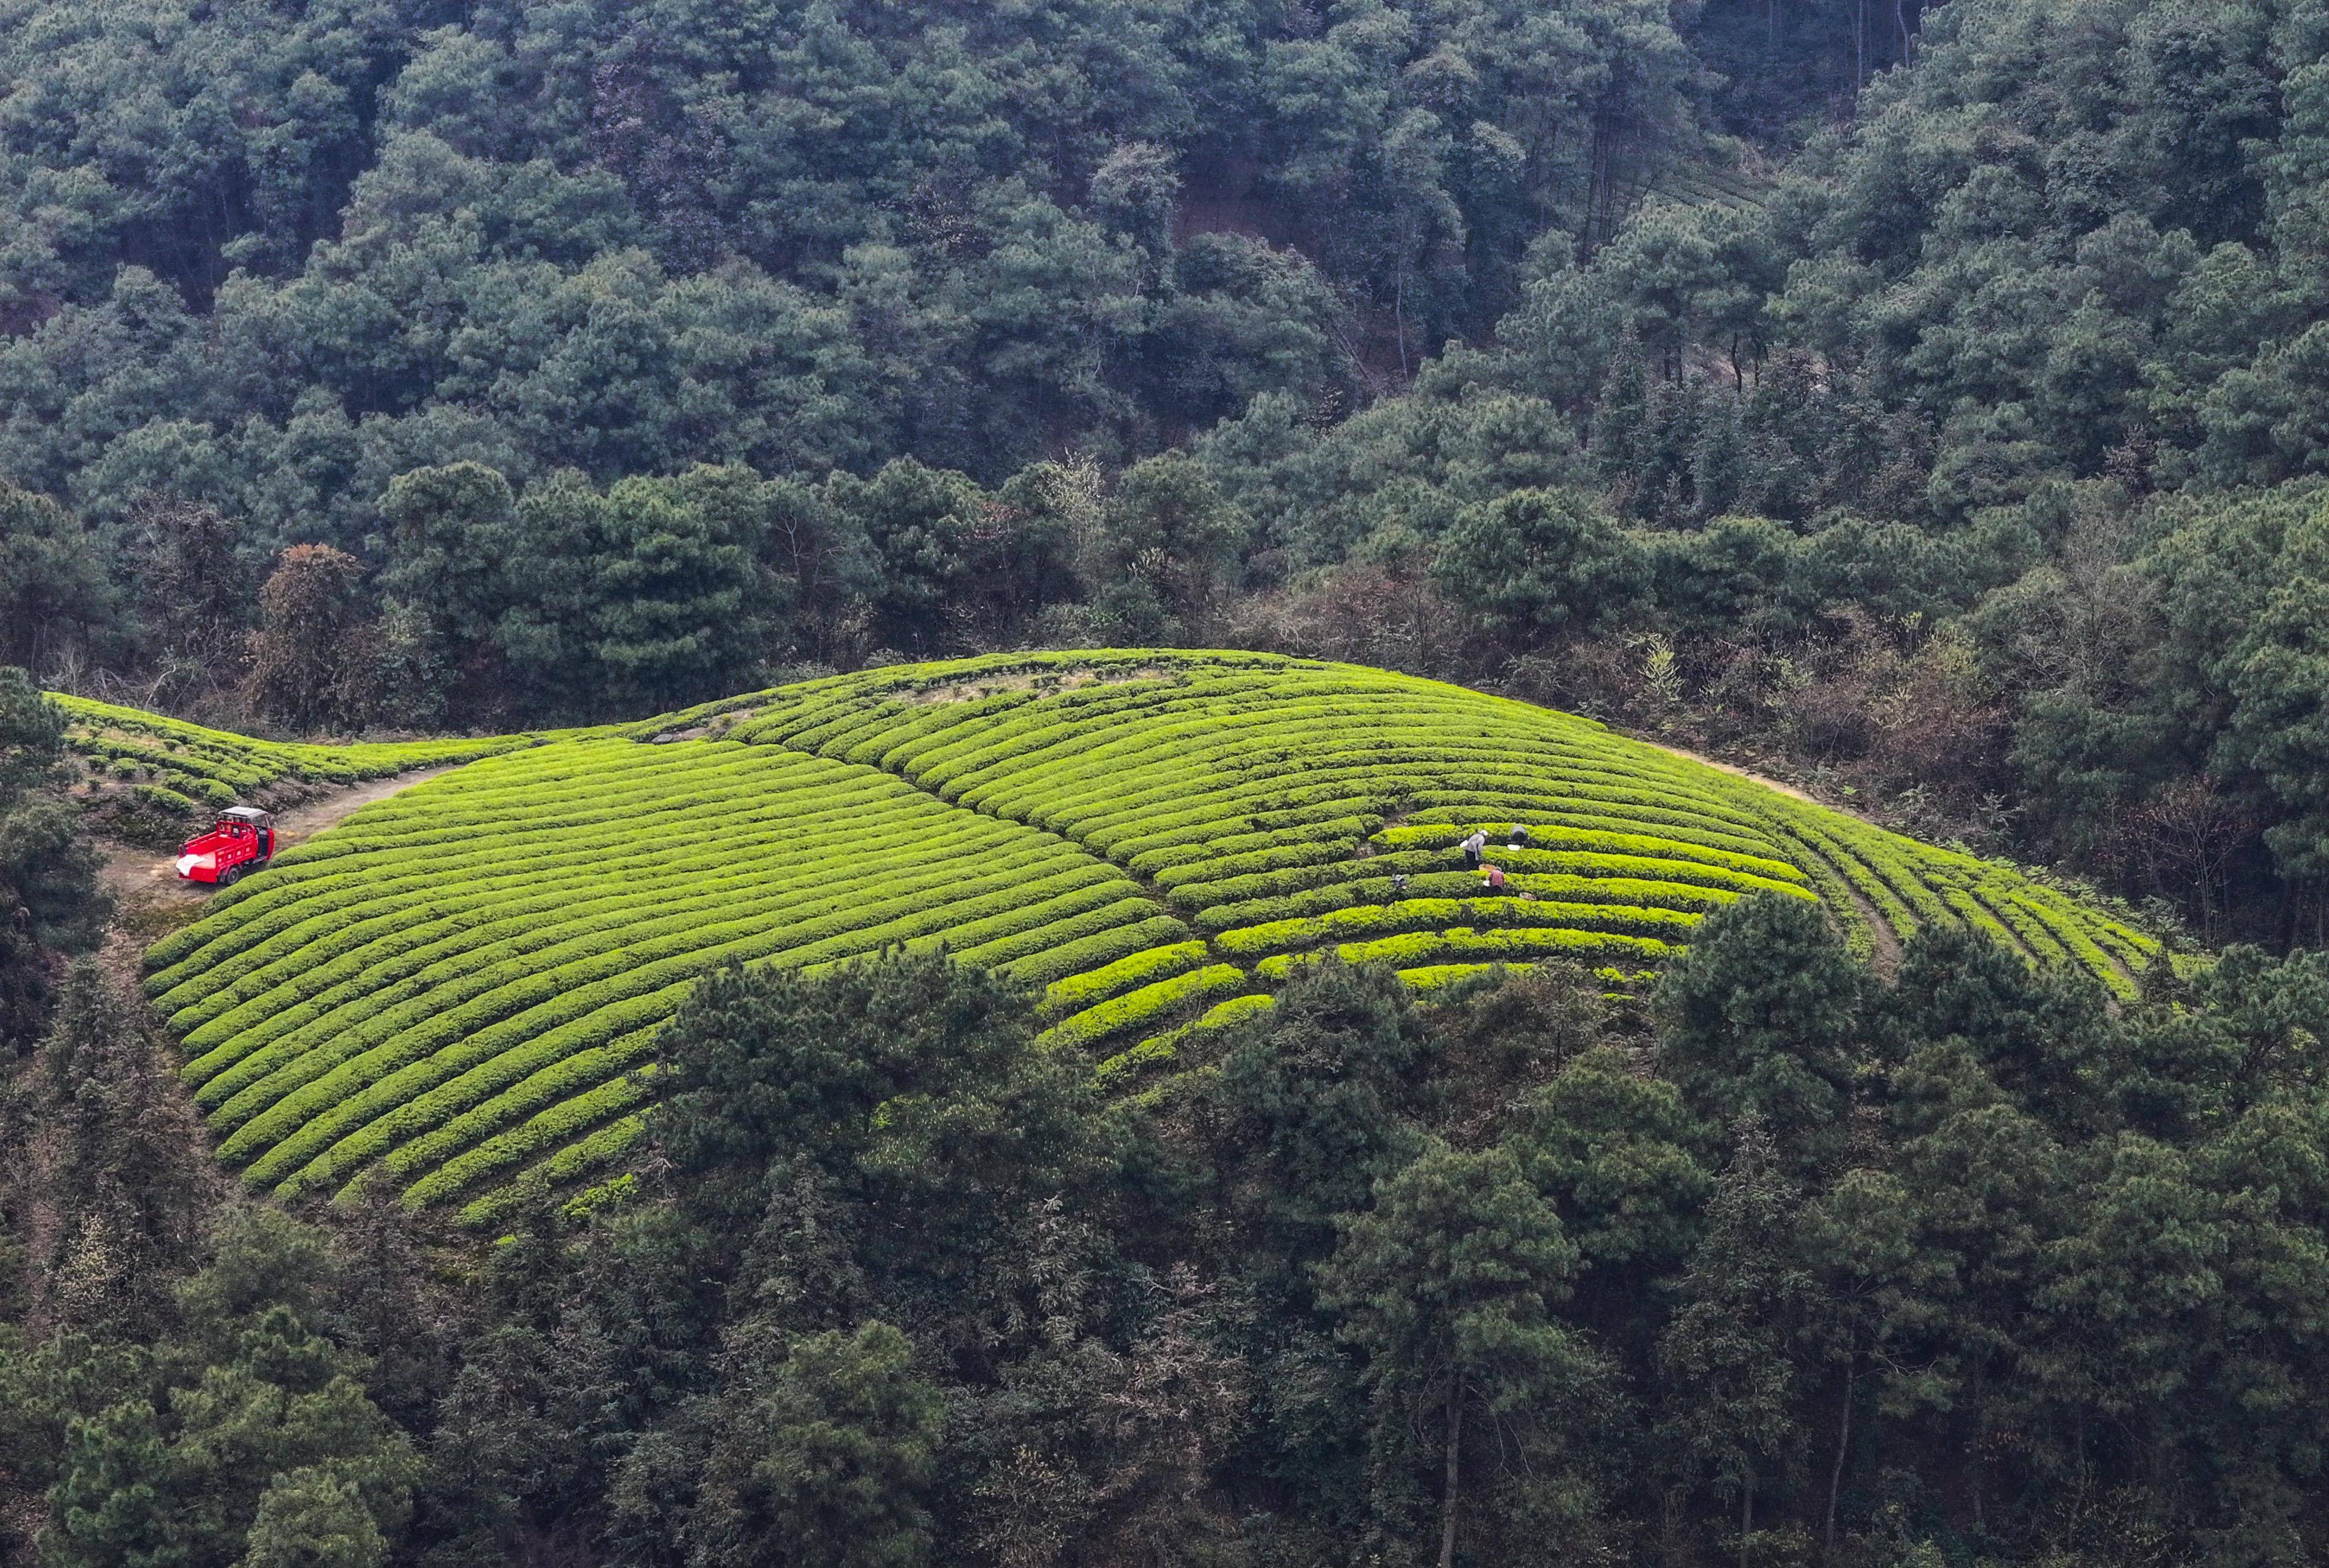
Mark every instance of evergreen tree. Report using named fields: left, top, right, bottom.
left=24, top=962, right=206, bottom=1335
left=1652, top=892, right=1865, bottom=1169
left=0, top=670, right=107, bottom=1050
left=1507, top=1047, right=1714, bottom=1306
left=1592, top=327, right=1655, bottom=505
left=1090, top=454, right=1250, bottom=640
left=686, top=1321, right=944, bottom=1568
left=1210, top=960, right=1439, bottom=1280
left=1318, top=1140, right=1606, bottom=1568
left=1655, top=1120, right=1811, bottom=1566
left=235, top=1467, right=392, bottom=1568
left=0, top=484, right=115, bottom=672
left=378, top=459, right=522, bottom=711
left=1430, top=487, right=1650, bottom=642
left=44, top=1208, right=419, bottom=1568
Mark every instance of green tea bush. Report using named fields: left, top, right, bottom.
left=391, top=1069, right=657, bottom=1207
left=1042, top=941, right=1213, bottom=1016
left=132, top=783, right=199, bottom=815
left=459, top=1114, right=645, bottom=1230
left=1093, top=991, right=1278, bottom=1086
left=1039, top=964, right=1252, bottom=1051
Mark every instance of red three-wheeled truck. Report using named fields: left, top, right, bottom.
left=174, top=805, right=276, bottom=885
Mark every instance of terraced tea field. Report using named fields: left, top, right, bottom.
left=113, top=651, right=2156, bottom=1226
left=58, top=694, right=532, bottom=813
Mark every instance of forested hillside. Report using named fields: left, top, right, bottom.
left=10, top=0, right=2329, bottom=1563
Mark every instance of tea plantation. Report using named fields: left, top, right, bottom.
left=126, top=651, right=2156, bottom=1226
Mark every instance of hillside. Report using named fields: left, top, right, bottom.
left=107, top=650, right=2153, bottom=1226
left=17, top=0, right=2329, bottom=1554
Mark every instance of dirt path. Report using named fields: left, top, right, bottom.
left=1839, top=882, right=1904, bottom=971
left=272, top=764, right=465, bottom=848
left=1639, top=739, right=1827, bottom=807
left=94, top=764, right=466, bottom=915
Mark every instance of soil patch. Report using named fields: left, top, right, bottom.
left=94, top=843, right=212, bottom=914
left=899, top=663, right=1175, bottom=705
left=271, top=764, right=465, bottom=847
left=1840, top=880, right=1904, bottom=972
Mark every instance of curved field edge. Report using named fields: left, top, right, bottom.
left=123, top=650, right=2155, bottom=1223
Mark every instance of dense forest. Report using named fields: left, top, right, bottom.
left=11, top=0, right=2329, bottom=1560
left=15, top=880, right=2329, bottom=1568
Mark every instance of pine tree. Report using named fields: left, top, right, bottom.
left=1593, top=327, right=1655, bottom=513
left=1318, top=1140, right=1605, bottom=1568
left=1210, top=959, right=1438, bottom=1281
left=1652, top=892, right=1865, bottom=1171
left=1655, top=1120, right=1812, bottom=1568
left=0, top=669, right=107, bottom=1050
left=688, top=1320, right=944, bottom=1568
left=26, top=962, right=208, bottom=1335
left=235, top=1467, right=391, bottom=1568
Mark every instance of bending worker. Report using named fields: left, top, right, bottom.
left=1461, top=828, right=1488, bottom=869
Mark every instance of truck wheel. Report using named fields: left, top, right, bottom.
left=218, top=864, right=240, bottom=887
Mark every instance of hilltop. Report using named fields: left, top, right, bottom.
left=75, top=651, right=2152, bottom=1226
